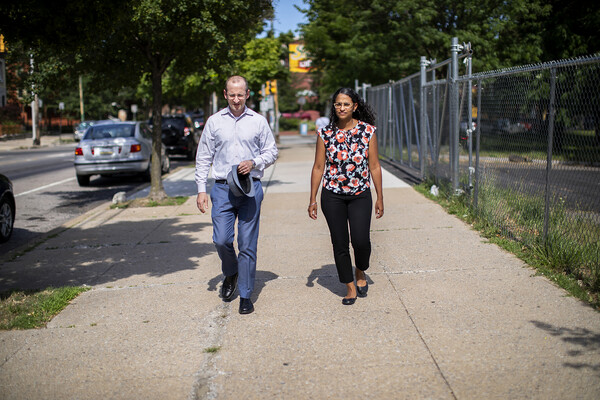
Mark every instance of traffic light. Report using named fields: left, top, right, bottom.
left=265, top=80, right=278, bottom=95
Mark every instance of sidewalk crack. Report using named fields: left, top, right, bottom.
left=382, top=261, right=458, bottom=400
left=189, top=302, right=231, bottom=400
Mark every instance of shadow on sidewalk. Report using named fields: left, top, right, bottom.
left=531, top=320, right=600, bottom=374
left=206, top=270, right=278, bottom=302
left=307, top=264, right=376, bottom=297
left=0, top=218, right=214, bottom=292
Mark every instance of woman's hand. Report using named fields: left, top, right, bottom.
left=308, top=202, right=318, bottom=220
left=375, top=198, right=384, bottom=219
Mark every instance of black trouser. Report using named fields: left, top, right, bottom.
left=321, top=188, right=372, bottom=283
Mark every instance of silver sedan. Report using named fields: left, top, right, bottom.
left=74, top=121, right=170, bottom=186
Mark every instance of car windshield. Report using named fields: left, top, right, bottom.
left=85, top=124, right=135, bottom=140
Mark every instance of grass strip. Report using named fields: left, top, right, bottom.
left=415, top=180, right=599, bottom=309
left=0, top=286, right=90, bottom=330
left=111, top=196, right=188, bottom=209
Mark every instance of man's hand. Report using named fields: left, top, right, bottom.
left=237, top=159, right=254, bottom=175
left=196, top=192, right=209, bottom=213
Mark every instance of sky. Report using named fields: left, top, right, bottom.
left=260, top=0, right=308, bottom=37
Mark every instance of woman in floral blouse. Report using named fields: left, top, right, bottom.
left=308, top=87, right=384, bottom=305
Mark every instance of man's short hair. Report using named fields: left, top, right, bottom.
left=226, top=75, right=248, bottom=92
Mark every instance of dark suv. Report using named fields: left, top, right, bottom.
left=150, top=115, right=200, bottom=160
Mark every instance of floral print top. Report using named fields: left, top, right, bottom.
left=318, top=120, right=376, bottom=195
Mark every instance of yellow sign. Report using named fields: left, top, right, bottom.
left=0, top=35, right=6, bottom=53
left=289, top=43, right=311, bottom=73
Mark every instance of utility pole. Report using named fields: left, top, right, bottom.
left=0, top=35, right=7, bottom=108
left=30, top=54, right=40, bottom=146
left=79, top=75, right=85, bottom=122
left=271, top=80, right=279, bottom=144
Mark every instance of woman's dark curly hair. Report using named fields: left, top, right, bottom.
left=328, top=87, right=376, bottom=128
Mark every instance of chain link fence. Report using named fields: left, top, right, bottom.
left=469, top=56, right=600, bottom=285
left=365, top=41, right=600, bottom=289
left=369, top=72, right=422, bottom=172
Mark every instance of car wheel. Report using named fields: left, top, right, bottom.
left=0, top=196, right=15, bottom=243
left=76, top=174, right=90, bottom=186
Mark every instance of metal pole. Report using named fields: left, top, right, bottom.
left=79, top=75, right=85, bottom=122
left=432, top=61, right=438, bottom=179
left=543, top=68, right=557, bottom=242
left=420, top=56, right=429, bottom=179
left=450, top=37, right=461, bottom=192
left=474, top=79, right=482, bottom=209
left=361, top=83, right=371, bottom=102
left=387, top=81, right=394, bottom=161
left=30, top=55, right=40, bottom=146
left=467, top=52, right=473, bottom=190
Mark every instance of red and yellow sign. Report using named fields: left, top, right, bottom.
left=289, top=43, right=311, bottom=73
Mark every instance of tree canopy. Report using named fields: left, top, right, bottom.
left=2, top=0, right=274, bottom=199
left=299, top=0, right=599, bottom=92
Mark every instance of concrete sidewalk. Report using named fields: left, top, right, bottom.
left=0, top=134, right=66, bottom=151
left=1, top=135, right=599, bottom=399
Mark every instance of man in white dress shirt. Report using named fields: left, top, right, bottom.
left=195, top=75, right=278, bottom=314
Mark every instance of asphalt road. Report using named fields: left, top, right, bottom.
left=0, top=144, right=190, bottom=255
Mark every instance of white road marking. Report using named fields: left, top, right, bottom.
left=15, top=177, right=76, bottom=197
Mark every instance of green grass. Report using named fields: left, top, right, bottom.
left=204, top=346, right=221, bottom=353
left=416, top=179, right=600, bottom=308
left=0, top=286, right=91, bottom=330
left=111, top=196, right=188, bottom=209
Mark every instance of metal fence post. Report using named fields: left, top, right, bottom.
left=543, top=68, right=557, bottom=242
left=431, top=60, right=438, bottom=179
left=450, top=37, right=461, bottom=192
left=474, top=79, right=482, bottom=209
left=466, top=51, right=473, bottom=190
left=388, top=83, right=393, bottom=162
left=362, top=83, right=371, bottom=102
left=420, top=57, right=429, bottom=179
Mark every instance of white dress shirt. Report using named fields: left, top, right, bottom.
left=195, top=106, right=278, bottom=193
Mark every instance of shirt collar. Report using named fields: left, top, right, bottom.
left=224, top=106, right=254, bottom=120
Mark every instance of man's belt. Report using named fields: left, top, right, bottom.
left=215, top=178, right=260, bottom=184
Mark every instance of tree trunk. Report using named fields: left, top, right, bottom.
left=149, top=64, right=167, bottom=201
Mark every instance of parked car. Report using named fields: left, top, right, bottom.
left=73, top=120, right=95, bottom=141
left=74, top=121, right=170, bottom=186
left=494, top=118, right=528, bottom=135
left=186, top=111, right=205, bottom=132
left=0, top=173, right=16, bottom=243
left=150, top=115, right=200, bottom=160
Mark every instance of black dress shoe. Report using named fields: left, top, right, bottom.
left=239, top=297, right=254, bottom=314
left=220, top=273, right=238, bottom=302
left=342, top=297, right=357, bottom=305
left=357, top=281, right=369, bottom=297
